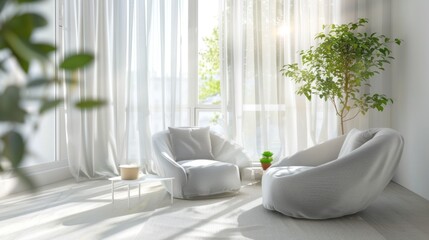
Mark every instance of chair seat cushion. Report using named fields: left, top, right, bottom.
left=177, top=160, right=241, bottom=198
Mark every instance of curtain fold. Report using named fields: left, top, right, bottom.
left=61, top=0, right=189, bottom=179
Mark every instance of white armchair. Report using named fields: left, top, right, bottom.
left=262, top=128, right=404, bottom=219
left=152, top=129, right=251, bottom=199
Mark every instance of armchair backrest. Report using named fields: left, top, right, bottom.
left=152, top=130, right=251, bottom=169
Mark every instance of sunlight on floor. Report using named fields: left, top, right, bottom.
left=0, top=179, right=171, bottom=240
left=1, top=180, right=429, bottom=240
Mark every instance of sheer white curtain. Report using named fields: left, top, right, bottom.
left=221, top=0, right=338, bottom=160
left=220, top=0, right=370, bottom=160
left=60, top=0, right=378, bottom=178
left=61, top=0, right=188, bottom=179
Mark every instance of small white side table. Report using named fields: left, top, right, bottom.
left=241, top=167, right=264, bottom=182
left=108, top=175, right=174, bottom=209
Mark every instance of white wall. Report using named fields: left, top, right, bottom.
left=391, top=0, right=429, bottom=200
left=340, top=0, right=429, bottom=201
left=366, top=0, right=393, bottom=129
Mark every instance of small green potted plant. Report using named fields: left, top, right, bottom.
left=260, top=151, right=274, bottom=170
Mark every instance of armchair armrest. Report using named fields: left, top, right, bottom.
left=273, top=135, right=346, bottom=167
left=210, top=131, right=252, bottom=169
left=157, top=152, right=187, bottom=184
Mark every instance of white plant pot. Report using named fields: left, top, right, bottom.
left=120, top=165, right=140, bottom=180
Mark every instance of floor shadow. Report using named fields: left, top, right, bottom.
left=137, top=184, right=262, bottom=239
left=236, top=202, right=385, bottom=240
left=235, top=204, right=288, bottom=240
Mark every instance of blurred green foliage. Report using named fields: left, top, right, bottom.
left=198, top=27, right=220, bottom=104
left=0, top=0, right=105, bottom=189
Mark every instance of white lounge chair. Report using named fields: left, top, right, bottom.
left=262, top=128, right=404, bottom=219
left=152, top=128, right=251, bottom=199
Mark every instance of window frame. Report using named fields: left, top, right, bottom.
left=15, top=0, right=68, bottom=174
left=188, top=0, right=222, bottom=127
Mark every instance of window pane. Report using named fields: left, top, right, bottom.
left=198, top=0, right=220, bottom=105
left=21, top=0, right=57, bottom=167
left=197, top=111, right=223, bottom=134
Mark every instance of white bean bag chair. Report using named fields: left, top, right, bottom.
left=262, top=128, right=404, bottom=219
left=152, top=128, right=251, bottom=199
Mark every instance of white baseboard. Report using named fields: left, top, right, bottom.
left=0, top=166, right=72, bottom=197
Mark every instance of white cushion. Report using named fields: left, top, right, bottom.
left=338, top=128, right=374, bottom=157
left=177, top=159, right=240, bottom=197
left=168, top=127, right=215, bottom=161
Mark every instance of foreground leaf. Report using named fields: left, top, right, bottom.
left=75, top=99, right=106, bottom=109
left=1, top=130, right=25, bottom=168
left=0, top=85, right=27, bottom=123
left=15, top=168, right=36, bottom=191
left=0, top=0, right=8, bottom=14
left=4, top=31, right=46, bottom=66
left=32, top=42, right=56, bottom=57
left=4, top=12, right=47, bottom=40
left=27, top=78, right=52, bottom=88
left=17, top=0, right=46, bottom=3
left=39, top=98, right=63, bottom=114
left=60, top=53, right=94, bottom=70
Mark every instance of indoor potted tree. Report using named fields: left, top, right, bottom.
left=260, top=151, right=274, bottom=170
left=281, top=18, right=401, bottom=134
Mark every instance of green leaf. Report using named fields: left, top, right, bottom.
left=0, top=58, right=7, bottom=72
left=0, top=85, right=27, bottom=123
left=394, top=38, right=402, bottom=45
left=1, top=130, right=25, bottom=168
left=60, top=53, right=94, bottom=70
left=3, top=13, right=47, bottom=39
left=4, top=31, right=46, bottom=65
left=15, top=168, right=36, bottom=191
left=262, top=151, right=273, bottom=157
left=17, top=0, right=46, bottom=3
left=2, top=32, right=30, bottom=71
left=32, top=42, right=56, bottom=56
left=27, top=78, right=52, bottom=88
left=75, top=99, right=106, bottom=109
left=16, top=56, right=30, bottom=72
left=0, top=0, right=8, bottom=13
left=39, top=98, right=63, bottom=114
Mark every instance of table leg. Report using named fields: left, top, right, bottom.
left=128, top=184, right=130, bottom=209
left=170, top=179, right=174, bottom=204
left=111, top=181, right=114, bottom=204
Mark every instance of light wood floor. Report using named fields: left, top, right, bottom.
left=0, top=180, right=428, bottom=240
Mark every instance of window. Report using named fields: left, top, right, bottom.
left=190, top=0, right=222, bottom=132
left=21, top=0, right=66, bottom=169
